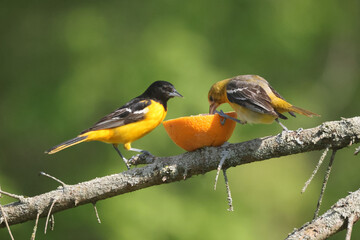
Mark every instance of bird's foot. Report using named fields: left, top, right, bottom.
left=215, top=110, right=245, bottom=125
left=128, top=150, right=155, bottom=166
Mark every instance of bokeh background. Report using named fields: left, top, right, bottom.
left=1, top=0, right=359, bottom=239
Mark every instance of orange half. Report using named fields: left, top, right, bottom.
left=162, top=112, right=237, bottom=151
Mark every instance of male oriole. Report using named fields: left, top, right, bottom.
left=208, top=75, right=319, bottom=131
left=46, top=81, right=183, bottom=169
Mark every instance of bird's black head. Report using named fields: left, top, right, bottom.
left=142, top=81, right=183, bottom=109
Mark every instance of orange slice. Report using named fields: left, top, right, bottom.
left=162, top=112, right=237, bottom=151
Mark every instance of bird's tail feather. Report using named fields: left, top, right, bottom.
left=289, top=105, right=320, bottom=117
left=45, top=135, right=88, bottom=154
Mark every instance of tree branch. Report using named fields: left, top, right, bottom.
left=1, top=117, right=359, bottom=232
left=286, top=188, right=360, bottom=240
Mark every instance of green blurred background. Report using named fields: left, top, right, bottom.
left=1, top=0, right=359, bottom=239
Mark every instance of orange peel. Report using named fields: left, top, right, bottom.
left=162, top=112, right=237, bottom=151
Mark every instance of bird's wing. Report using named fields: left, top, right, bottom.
left=81, top=98, right=151, bottom=133
left=269, top=85, right=296, bottom=117
left=226, top=79, right=278, bottom=116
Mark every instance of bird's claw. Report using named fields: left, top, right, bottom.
left=140, top=150, right=152, bottom=156
left=128, top=151, right=155, bottom=166
left=220, top=118, right=226, bottom=125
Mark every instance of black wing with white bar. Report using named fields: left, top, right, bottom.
left=81, top=99, right=151, bottom=133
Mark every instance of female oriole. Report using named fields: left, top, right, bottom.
left=208, top=75, right=319, bottom=131
left=46, top=81, right=183, bottom=169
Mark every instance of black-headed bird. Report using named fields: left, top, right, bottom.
left=46, top=81, right=183, bottom=169
left=208, top=75, right=319, bottom=131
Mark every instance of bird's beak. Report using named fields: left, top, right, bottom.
left=209, top=102, right=219, bottom=114
left=169, top=89, right=183, bottom=98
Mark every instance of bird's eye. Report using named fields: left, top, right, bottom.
left=209, top=96, right=214, bottom=102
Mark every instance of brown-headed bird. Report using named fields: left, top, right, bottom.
left=208, top=75, right=319, bottom=131
left=46, top=81, right=183, bottom=169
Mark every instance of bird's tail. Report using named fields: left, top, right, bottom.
left=45, top=135, right=88, bottom=154
left=289, top=105, right=320, bottom=117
